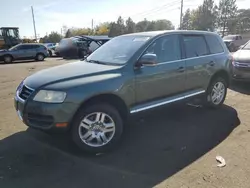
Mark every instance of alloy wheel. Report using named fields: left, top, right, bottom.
left=211, top=81, right=225, bottom=105
left=78, top=112, right=116, bottom=147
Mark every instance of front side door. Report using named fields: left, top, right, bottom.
left=134, top=34, right=186, bottom=107
left=181, top=34, right=212, bottom=93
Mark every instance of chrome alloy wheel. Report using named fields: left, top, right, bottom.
left=211, top=82, right=225, bottom=105
left=78, top=112, right=116, bottom=147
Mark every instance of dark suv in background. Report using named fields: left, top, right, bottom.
left=14, top=30, right=231, bottom=153
left=0, top=43, right=48, bottom=63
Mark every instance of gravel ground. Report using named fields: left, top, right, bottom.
left=0, top=58, right=250, bottom=188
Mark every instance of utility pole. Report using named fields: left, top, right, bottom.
left=31, top=6, right=37, bottom=41
left=179, top=0, right=183, bottom=30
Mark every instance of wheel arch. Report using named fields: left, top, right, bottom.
left=69, top=93, right=129, bottom=128
left=208, top=69, right=230, bottom=89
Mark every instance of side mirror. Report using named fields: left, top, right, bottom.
left=137, top=53, right=157, bottom=67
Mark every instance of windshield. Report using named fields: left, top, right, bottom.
left=9, top=44, right=20, bottom=51
left=223, top=35, right=236, bottom=40
left=86, top=35, right=151, bottom=65
left=242, top=41, right=250, bottom=50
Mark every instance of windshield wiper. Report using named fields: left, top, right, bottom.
left=85, top=59, right=103, bottom=64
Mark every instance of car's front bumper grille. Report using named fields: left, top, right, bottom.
left=17, top=84, right=34, bottom=102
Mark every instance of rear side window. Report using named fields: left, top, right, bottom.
left=205, top=35, right=224, bottom=54
left=183, top=35, right=209, bottom=58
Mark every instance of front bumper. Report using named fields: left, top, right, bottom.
left=14, top=96, right=79, bottom=131
left=230, top=65, right=250, bottom=82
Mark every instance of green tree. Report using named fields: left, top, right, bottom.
left=217, top=0, right=237, bottom=36
left=136, top=19, right=150, bottom=32
left=154, top=19, right=175, bottom=30
left=65, top=29, right=72, bottom=38
left=182, top=9, right=192, bottom=30
left=47, top=32, right=62, bottom=43
left=189, top=0, right=217, bottom=31
left=125, top=17, right=136, bottom=34
left=95, top=22, right=110, bottom=35
left=235, top=9, right=250, bottom=33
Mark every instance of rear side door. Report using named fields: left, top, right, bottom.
left=182, top=34, right=213, bottom=92
left=134, top=34, right=186, bottom=106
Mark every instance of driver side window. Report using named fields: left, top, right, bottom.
left=144, top=34, right=181, bottom=63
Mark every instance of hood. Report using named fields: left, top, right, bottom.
left=24, top=61, right=122, bottom=89
left=223, top=39, right=233, bottom=42
left=0, top=49, right=7, bottom=53
left=233, top=49, right=250, bottom=62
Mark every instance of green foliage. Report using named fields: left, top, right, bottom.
left=40, top=32, right=62, bottom=43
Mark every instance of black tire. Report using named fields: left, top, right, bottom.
left=3, top=55, right=13, bottom=63
left=71, top=103, right=123, bottom=153
left=205, top=77, right=227, bottom=108
left=35, top=53, right=45, bottom=61
left=48, top=50, right=52, bottom=57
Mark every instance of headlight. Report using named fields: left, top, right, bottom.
left=33, top=90, right=66, bottom=103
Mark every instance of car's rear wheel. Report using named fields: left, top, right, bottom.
left=36, top=53, right=45, bottom=61
left=205, top=77, right=227, bottom=108
left=4, top=55, right=13, bottom=63
left=71, top=103, right=123, bottom=153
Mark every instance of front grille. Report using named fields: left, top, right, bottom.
left=19, top=85, right=34, bottom=101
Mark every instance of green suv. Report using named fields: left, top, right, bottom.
left=14, top=30, right=231, bottom=153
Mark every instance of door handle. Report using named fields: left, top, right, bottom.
left=209, top=61, right=215, bottom=66
left=177, top=66, right=185, bottom=72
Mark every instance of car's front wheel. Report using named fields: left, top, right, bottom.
left=71, top=103, right=123, bottom=153
left=3, top=55, right=13, bottom=63
left=205, top=77, right=227, bottom=108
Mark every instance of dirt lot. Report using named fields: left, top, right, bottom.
left=0, top=58, right=250, bottom=188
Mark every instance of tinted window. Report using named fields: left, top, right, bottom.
left=205, top=35, right=224, bottom=54
left=86, top=35, right=151, bottom=65
left=183, top=35, right=209, bottom=58
left=144, top=35, right=181, bottom=63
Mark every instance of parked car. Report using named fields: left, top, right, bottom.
left=223, top=34, right=246, bottom=52
left=14, top=30, right=231, bottom=153
left=57, top=35, right=110, bottom=59
left=44, top=43, right=56, bottom=56
left=0, top=43, right=48, bottom=63
left=230, top=40, right=250, bottom=81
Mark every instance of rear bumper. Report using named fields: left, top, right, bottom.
left=14, top=96, right=79, bottom=131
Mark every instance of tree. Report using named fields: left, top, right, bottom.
left=188, top=0, right=218, bottom=31
left=65, top=29, right=72, bottom=38
left=217, top=0, right=237, bottom=36
left=182, top=9, right=192, bottom=30
left=95, top=22, right=110, bottom=35
left=125, top=17, right=136, bottom=34
left=154, top=20, right=175, bottom=30
left=47, top=32, right=62, bottom=43
left=108, top=16, right=126, bottom=37
left=136, top=19, right=150, bottom=32
left=235, top=9, right=250, bottom=33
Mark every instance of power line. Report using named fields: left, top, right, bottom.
left=123, top=0, right=181, bottom=19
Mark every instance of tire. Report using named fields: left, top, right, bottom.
left=205, top=77, right=227, bottom=108
left=36, top=53, right=45, bottom=61
left=48, top=50, right=52, bottom=57
left=3, top=55, right=13, bottom=63
left=71, top=103, right=123, bottom=153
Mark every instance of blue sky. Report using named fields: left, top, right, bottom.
left=0, top=0, right=248, bottom=38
